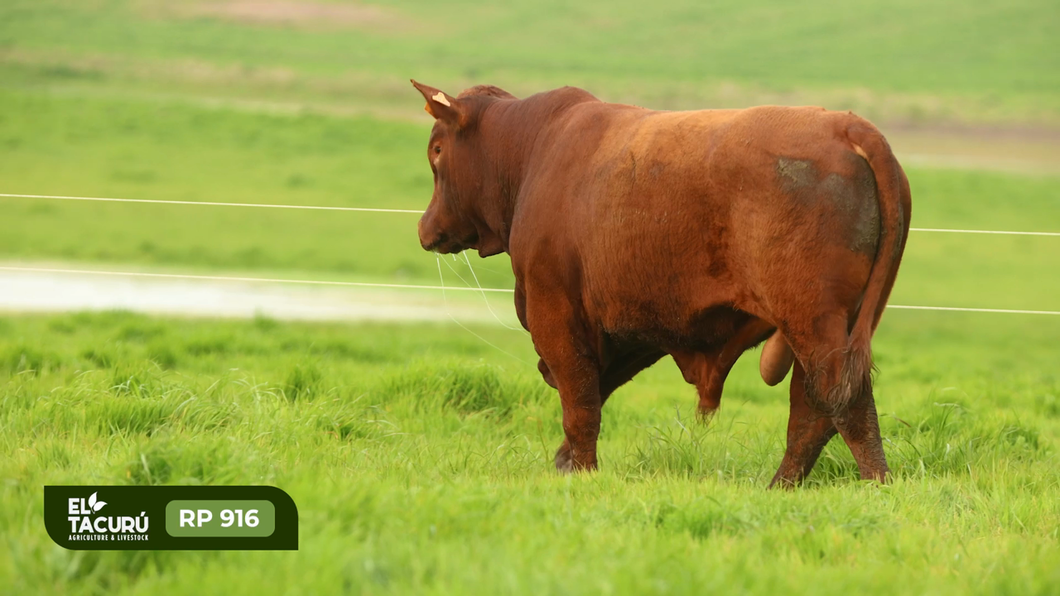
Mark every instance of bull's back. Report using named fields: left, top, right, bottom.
left=533, top=104, right=882, bottom=334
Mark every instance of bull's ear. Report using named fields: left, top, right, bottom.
left=411, top=80, right=465, bottom=126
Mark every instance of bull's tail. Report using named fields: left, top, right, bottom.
left=811, top=121, right=908, bottom=415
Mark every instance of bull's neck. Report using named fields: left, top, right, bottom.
left=474, top=90, right=595, bottom=254
left=472, top=101, right=532, bottom=253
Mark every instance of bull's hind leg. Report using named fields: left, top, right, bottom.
left=833, top=387, right=889, bottom=481
left=770, top=361, right=838, bottom=488
left=780, top=313, right=890, bottom=483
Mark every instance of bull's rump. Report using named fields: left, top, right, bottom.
left=540, top=104, right=882, bottom=339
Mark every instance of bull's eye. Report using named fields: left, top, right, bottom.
left=433, top=146, right=442, bottom=154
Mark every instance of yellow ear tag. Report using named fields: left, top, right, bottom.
left=432, top=92, right=451, bottom=107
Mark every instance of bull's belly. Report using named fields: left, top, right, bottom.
left=585, top=272, right=755, bottom=352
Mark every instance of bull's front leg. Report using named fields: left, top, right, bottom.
left=541, top=340, right=601, bottom=472
left=525, top=292, right=603, bottom=472
left=551, top=363, right=603, bottom=472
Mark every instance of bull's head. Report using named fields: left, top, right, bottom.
left=411, top=80, right=511, bottom=257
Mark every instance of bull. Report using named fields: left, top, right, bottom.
left=411, top=80, right=911, bottom=486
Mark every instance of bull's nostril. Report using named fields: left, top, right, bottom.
left=421, top=232, right=448, bottom=252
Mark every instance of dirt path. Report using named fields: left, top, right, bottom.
left=0, top=266, right=521, bottom=325
left=885, top=126, right=1060, bottom=175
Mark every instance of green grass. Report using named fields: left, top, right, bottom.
left=1, top=310, right=1058, bottom=594
left=1, top=0, right=1057, bottom=124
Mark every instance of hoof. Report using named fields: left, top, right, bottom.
left=860, top=468, right=891, bottom=484
left=768, top=461, right=806, bottom=489
left=554, top=441, right=574, bottom=473
left=554, top=440, right=597, bottom=472
left=767, top=474, right=800, bottom=490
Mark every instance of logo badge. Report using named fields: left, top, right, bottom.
left=64, top=490, right=150, bottom=543
left=45, top=486, right=297, bottom=550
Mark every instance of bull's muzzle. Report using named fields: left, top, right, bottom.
left=417, top=218, right=443, bottom=252
left=418, top=208, right=477, bottom=254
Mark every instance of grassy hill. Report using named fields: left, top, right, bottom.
left=1, top=0, right=1057, bottom=123
left=1, top=85, right=1058, bottom=312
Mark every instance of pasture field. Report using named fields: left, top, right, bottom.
left=1, top=0, right=1059, bottom=594
left=1, top=0, right=1057, bottom=124
left=2, top=88, right=1060, bottom=311
left=1, top=309, right=1058, bottom=594
left=1, top=0, right=1059, bottom=304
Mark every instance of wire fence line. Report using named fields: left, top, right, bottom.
left=909, top=227, right=1060, bottom=237
left=0, top=193, right=423, bottom=214
left=1, top=266, right=1057, bottom=317
left=886, top=305, right=1060, bottom=316
left=3, top=192, right=1059, bottom=237
left=0, top=266, right=511, bottom=292
left=2, top=192, right=1057, bottom=317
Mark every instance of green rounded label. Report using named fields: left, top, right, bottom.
left=165, top=500, right=275, bottom=537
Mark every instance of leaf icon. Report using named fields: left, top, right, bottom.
left=87, top=492, right=106, bottom=513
